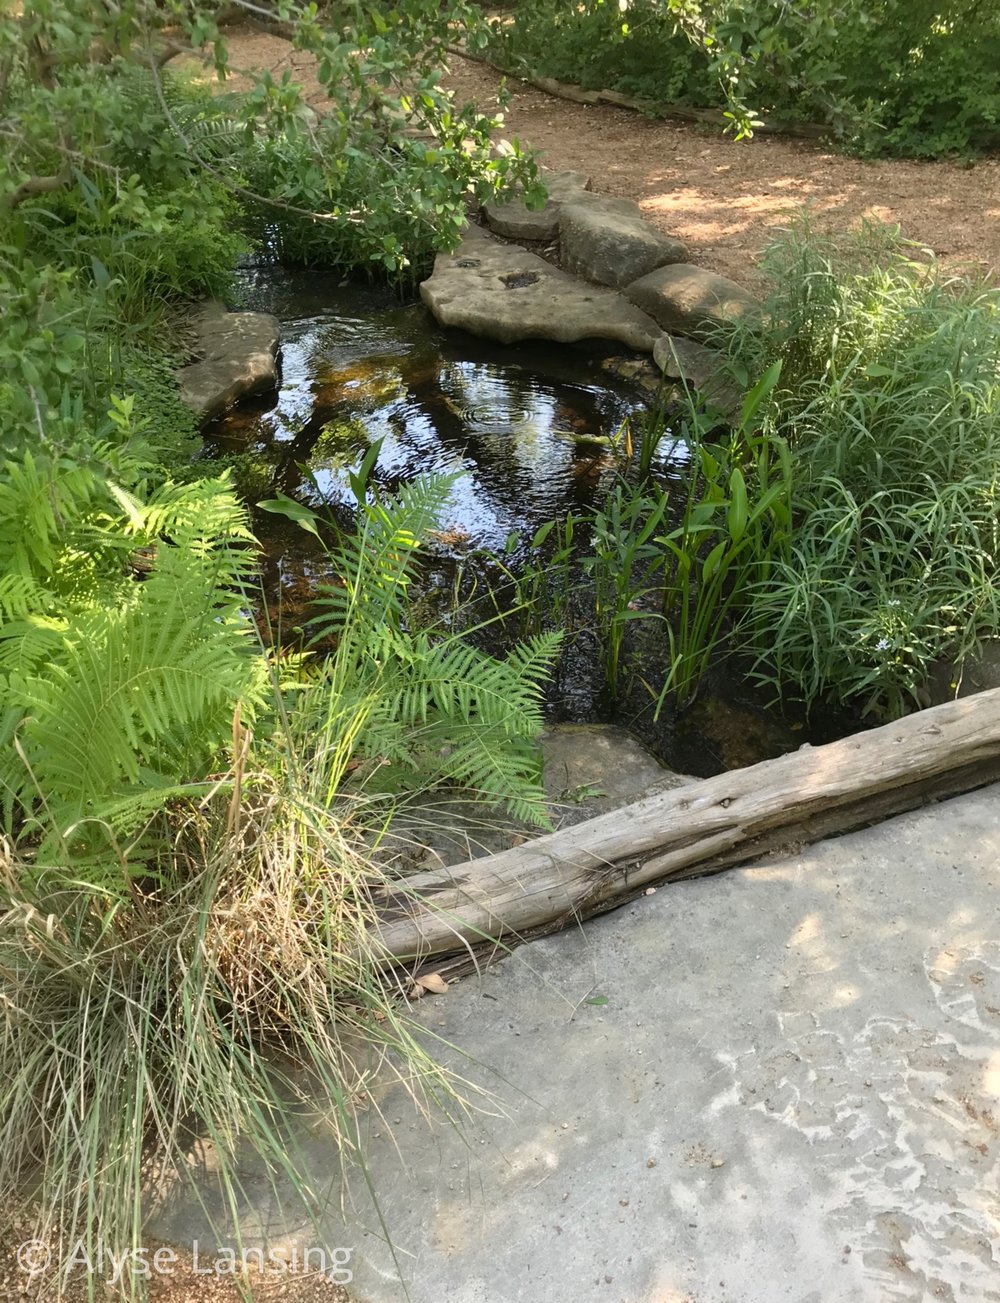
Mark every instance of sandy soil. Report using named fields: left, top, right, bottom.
left=440, top=54, right=1000, bottom=287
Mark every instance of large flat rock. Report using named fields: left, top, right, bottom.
left=627, top=263, right=758, bottom=340
left=559, top=193, right=688, bottom=289
left=177, top=299, right=280, bottom=422
left=483, top=169, right=592, bottom=241
left=419, top=227, right=661, bottom=351
left=150, top=787, right=1000, bottom=1302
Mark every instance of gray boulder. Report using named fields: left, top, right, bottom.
left=177, top=299, right=280, bottom=423
left=625, top=263, right=758, bottom=341
left=653, top=333, right=742, bottom=417
left=559, top=193, right=688, bottom=289
left=483, top=169, right=592, bottom=242
left=419, top=226, right=661, bottom=352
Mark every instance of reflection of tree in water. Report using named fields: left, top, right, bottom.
left=205, top=284, right=644, bottom=544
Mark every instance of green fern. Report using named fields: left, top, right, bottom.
left=290, top=475, right=561, bottom=826
left=0, top=452, right=264, bottom=878
left=309, top=475, right=457, bottom=641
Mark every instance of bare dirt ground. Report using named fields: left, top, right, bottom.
left=213, top=28, right=1000, bottom=288
left=443, top=53, right=1000, bottom=286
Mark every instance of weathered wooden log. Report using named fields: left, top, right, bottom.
left=377, top=689, right=1000, bottom=966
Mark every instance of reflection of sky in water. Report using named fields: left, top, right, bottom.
left=207, top=268, right=687, bottom=553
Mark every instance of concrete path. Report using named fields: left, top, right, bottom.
left=157, top=787, right=1000, bottom=1302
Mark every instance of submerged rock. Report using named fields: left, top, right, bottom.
left=559, top=193, right=688, bottom=289
left=419, top=227, right=661, bottom=351
left=177, top=299, right=280, bottom=422
left=625, top=263, right=758, bottom=341
left=483, top=169, right=592, bottom=241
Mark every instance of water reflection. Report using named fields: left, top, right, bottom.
left=204, top=268, right=660, bottom=553
left=203, top=266, right=853, bottom=775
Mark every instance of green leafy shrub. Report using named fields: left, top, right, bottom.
left=484, top=0, right=1000, bottom=156
left=0, top=423, right=265, bottom=881
left=486, top=0, right=712, bottom=104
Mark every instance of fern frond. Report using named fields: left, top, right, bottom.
left=1, top=474, right=264, bottom=864
left=310, top=475, right=455, bottom=641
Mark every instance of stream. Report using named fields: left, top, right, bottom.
left=204, top=266, right=854, bottom=776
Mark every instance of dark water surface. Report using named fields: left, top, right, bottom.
left=205, top=267, right=855, bottom=775
left=207, top=267, right=663, bottom=545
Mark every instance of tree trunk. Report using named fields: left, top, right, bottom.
left=377, top=689, right=1000, bottom=969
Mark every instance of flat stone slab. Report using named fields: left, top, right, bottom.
left=627, top=263, right=758, bottom=341
left=559, top=193, right=688, bottom=289
left=177, top=299, right=280, bottom=422
left=483, top=169, right=592, bottom=241
left=374, top=723, right=690, bottom=877
left=419, top=227, right=661, bottom=351
left=151, top=786, right=1000, bottom=1302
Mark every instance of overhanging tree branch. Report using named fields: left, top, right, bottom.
left=1, top=169, right=70, bottom=211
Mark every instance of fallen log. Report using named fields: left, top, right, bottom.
left=377, top=688, right=1000, bottom=966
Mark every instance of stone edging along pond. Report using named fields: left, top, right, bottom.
left=177, top=171, right=759, bottom=423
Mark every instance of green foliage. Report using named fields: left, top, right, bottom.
left=480, top=370, right=791, bottom=712
left=726, top=222, right=1000, bottom=718
left=0, top=421, right=264, bottom=881
left=584, top=479, right=670, bottom=700
left=654, top=361, right=792, bottom=709
left=2, top=1, right=540, bottom=287
left=3, top=464, right=560, bottom=1301
left=263, top=468, right=561, bottom=825
left=119, top=346, right=202, bottom=467
left=486, top=0, right=1000, bottom=156
left=486, top=0, right=713, bottom=105
left=780, top=0, right=1000, bottom=157
left=0, top=2, right=556, bottom=1287
left=238, top=0, right=544, bottom=278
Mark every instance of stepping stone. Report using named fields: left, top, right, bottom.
left=653, top=333, right=743, bottom=416
left=625, top=263, right=758, bottom=341
left=177, top=300, right=280, bottom=422
left=559, top=193, right=688, bottom=289
left=483, top=169, right=592, bottom=241
left=419, top=226, right=661, bottom=352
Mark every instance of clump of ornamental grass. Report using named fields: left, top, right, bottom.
left=0, top=772, right=475, bottom=1302
left=1, top=467, right=559, bottom=1301
left=720, top=219, right=1000, bottom=719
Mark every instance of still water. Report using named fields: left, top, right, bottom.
left=204, top=267, right=851, bottom=775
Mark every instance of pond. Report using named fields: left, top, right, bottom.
left=204, top=266, right=854, bottom=777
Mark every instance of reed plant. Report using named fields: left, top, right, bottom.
left=655, top=362, right=792, bottom=711
left=724, top=220, right=1000, bottom=718
left=583, top=481, right=670, bottom=700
